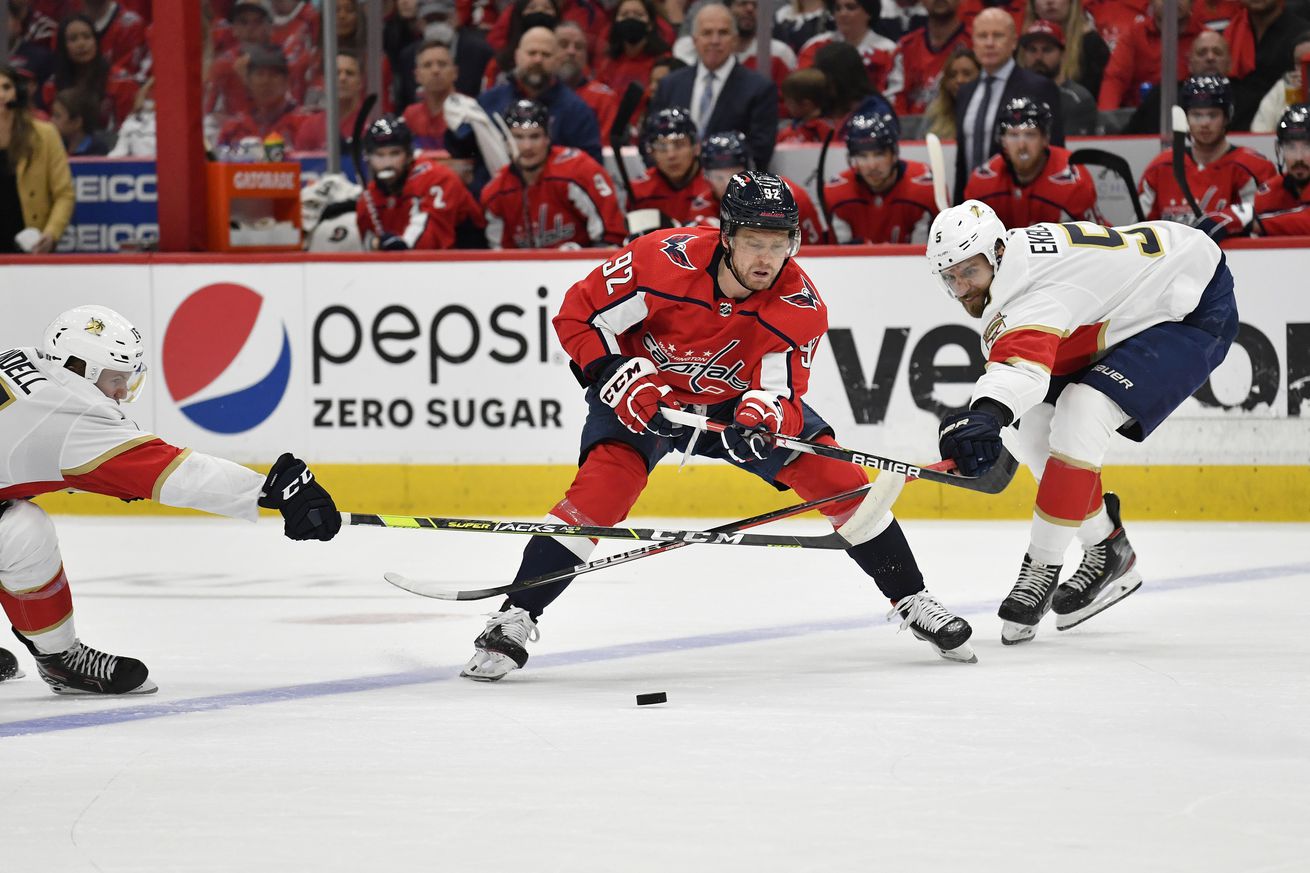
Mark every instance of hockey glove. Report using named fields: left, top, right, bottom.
left=938, top=406, right=1005, bottom=477
left=378, top=233, right=409, bottom=251
left=721, top=391, right=783, bottom=463
left=594, top=356, right=684, bottom=437
left=258, top=453, right=341, bottom=542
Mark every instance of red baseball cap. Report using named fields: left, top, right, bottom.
left=1020, top=20, right=1066, bottom=49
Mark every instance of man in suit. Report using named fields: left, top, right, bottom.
left=953, top=8, right=1064, bottom=203
left=650, top=2, right=780, bottom=170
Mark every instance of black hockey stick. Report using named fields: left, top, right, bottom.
left=815, top=127, right=836, bottom=243
left=346, top=512, right=850, bottom=549
left=1170, top=105, right=1204, bottom=220
left=1069, top=148, right=1146, bottom=222
left=660, top=408, right=1017, bottom=494
left=349, top=93, right=386, bottom=238
left=610, top=82, right=644, bottom=205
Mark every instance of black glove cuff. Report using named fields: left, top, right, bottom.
left=970, top=398, right=1015, bottom=428
left=582, top=354, right=626, bottom=385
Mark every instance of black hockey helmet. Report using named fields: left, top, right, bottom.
left=701, top=130, right=751, bottom=170
left=994, top=96, right=1053, bottom=141
left=842, top=111, right=898, bottom=156
left=720, top=171, right=801, bottom=260
left=503, top=98, right=549, bottom=130
left=1179, top=75, right=1234, bottom=121
left=642, top=107, right=698, bottom=156
left=363, top=114, right=413, bottom=153
left=1276, top=102, right=1310, bottom=173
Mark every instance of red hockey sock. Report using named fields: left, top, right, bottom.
left=0, top=564, right=74, bottom=637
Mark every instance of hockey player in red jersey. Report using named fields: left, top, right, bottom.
left=928, top=202, right=1237, bottom=644
left=1138, top=76, right=1278, bottom=223
left=1200, top=103, right=1310, bottom=237
left=459, top=172, right=977, bottom=681
left=355, top=115, right=484, bottom=251
left=628, top=108, right=718, bottom=225
left=0, top=306, right=339, bottom=695
left=823, top=111, right=938, bottom=243
left=481, top=99, right=627, bottom=249
left=963, top=97, right=1102, bottom=228
left=700, top=130, right=826, bottom=245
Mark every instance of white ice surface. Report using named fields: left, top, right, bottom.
left=2, top=515, right=1308, bottom=872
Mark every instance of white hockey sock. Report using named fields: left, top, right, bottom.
left=1077, top=505, right=1114, bottom=546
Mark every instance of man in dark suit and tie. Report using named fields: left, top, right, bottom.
left=650, top=2, right=779, bottom=170
left=954, top=8, right=1065, bottom=204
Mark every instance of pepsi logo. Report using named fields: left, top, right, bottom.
left=162, top=283, right=291, bottom=434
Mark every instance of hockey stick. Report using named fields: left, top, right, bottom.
left=347, top=512, right=850, bottom=549
left=1171, top=105, right=1204, bottom=220
left=925, top=132, right=950, bottom=212
left=610, top=82, right=644, bottom=206
left=659, top=407, right=1018, bottom=494
left=1069, top=148, right=1146, bottom=222
left=349, top=93, right=386, bottom=239
left=815, top=127, right=836, bottom=243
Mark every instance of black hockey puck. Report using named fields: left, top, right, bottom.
left=636, top=692, right=667, bottom=706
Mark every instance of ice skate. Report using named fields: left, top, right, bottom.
left=460, top=607, right=539, bottom=682
left=998, top=556, right=1062, bottom=645
left=889, top=589, right=977, bottom=663
left=1054, top=494, right=1143, bottom=631
left=0, top=647, right=23, bottom=682
left=13, top=629, right=156, bottom=695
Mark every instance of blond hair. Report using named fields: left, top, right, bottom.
left=1025, top=0, right=1089, bottom=86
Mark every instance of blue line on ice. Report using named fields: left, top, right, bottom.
left=2, top=560, right=1307, bottom=738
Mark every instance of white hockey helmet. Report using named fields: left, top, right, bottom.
left=926, top=200, right=1008, bottom=298
left=43, top=305, right=148, bottom=402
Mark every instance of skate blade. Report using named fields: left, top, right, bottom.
left=49, top=678, right=159, bottom=696
left=937, top=642, right=978, bottom=664
left=459, top=651, right=518, bottom=682
left=1055, top=572, right=1143, bottom=631
left=1001, top=621, right=1038, bottom=645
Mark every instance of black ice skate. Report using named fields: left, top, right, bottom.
left=1053, top=493, right=1143, bottom=631
left=998, top=556, right=1062, bottom=645
left=889, top=589, right=977, bottom=663
left=12, top=628, right=156, bottom=695
left=460, top=607, right=539, bottom=681
left=0, top=646, right=23, bottom=682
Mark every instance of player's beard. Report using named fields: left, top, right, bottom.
left=959, top=288, right=990, bottom=318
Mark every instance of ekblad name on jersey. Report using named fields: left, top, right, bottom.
left=973, top=221, right=1222, bottom=418
left=553, top=227, right=826, bottom=436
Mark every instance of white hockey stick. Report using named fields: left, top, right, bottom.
left=925, top=132, right=950, bottom=212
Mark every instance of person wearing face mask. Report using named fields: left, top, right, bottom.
left=598, top=0, right=674, bottom=100
left=824, top=110, right=938, bottom=243
left=396, top=0, right=496, bottom=105
left=963, top=97, right=1101, bottom=227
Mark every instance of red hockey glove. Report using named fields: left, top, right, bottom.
left=595, top=356, right=684, bottom=437
left=721, top=391, right=783, bottom=463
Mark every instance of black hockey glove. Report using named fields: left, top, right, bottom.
left=258, top=453, right=341, bottom=541
left=938, top=401, right=1010, bottom=477
left=379, top=233, right=409, bottom=251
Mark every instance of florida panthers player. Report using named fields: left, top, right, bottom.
left=928, top=202, right=1238, bottom=643
left=0, top=307, right=339, bottom=694
left=823, top=111, right=937, bottom=243
left=460, top=172, right=977, bottom=681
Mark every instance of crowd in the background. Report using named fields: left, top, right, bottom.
left=3, top=0, right=1310, bottom=253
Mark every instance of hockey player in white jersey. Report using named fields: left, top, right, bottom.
left=0, top=306, right=340, bottom=695
left=926, top=203, right=1238, bottom=644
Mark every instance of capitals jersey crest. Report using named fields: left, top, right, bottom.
left=781, top=280, right=821, bottom=310
left=660, top=233, right=698, bottom=270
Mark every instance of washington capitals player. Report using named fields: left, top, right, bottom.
left=700, top=130, right=826, bottom=246
left=628, top=108, right=718, bottom=225
left=0, top=307, right=339, bottom=694
left=928, top=202, right=1238, bottom=643
left=460, top=172, right=976, bottom=680
left=822, top=112, right=937, bottom=244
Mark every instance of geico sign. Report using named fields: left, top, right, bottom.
left=232, top=171, right=297, bottom=190
left=74, top=174, right=157, bottom=203
left=828, top=321, right=1310, bottom=422
left=312, top=288, right=554, bottom=384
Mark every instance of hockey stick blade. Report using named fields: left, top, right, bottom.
left=815, top=128, right=836, bottom=242
left=1069, top=149, right=1146, bottom=222
left=346, top=513, right=850, bottom=549
left=383, top=478, right=901, bottom=601
left=1171, top=105, right=1203, bottom=219
left=659, top=408, right=1018, bottom=494
left=925, top=132, right=950, bottom=212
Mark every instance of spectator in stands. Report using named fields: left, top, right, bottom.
left=407, top=40, right=511, bottom=190
left=216, top=45, right=319, bottom=152
left=778, top=67, right=836, bottom=142
left=824, top=110, right=937, bottom=242
left=486, top=0, right=562, bottom=90
left=355, top=114, right=484, bottom=250
left=876, top=0, right=928, bottom=42
left=728, top=0, right=798, bottom=89
left=954, top=7, right=1063, bottom=201
left=628, top=107, right=717, bottom=223
left=51, top=86, right=112, bottom=155
left=775, top=0, right=835, bottom=54
left=478, top=26, right=604, bottom=163
left=0, top=64, right=73, bottom=254
left=650, top=2, right=779, bottom=168
left=1026, top=0, right=1109, bottom=97
left=556, top=20, right=619, bottom=142
left=7, top=1, right=55, bottom=89
left=333, top=0, right=394, bottom=110
left=1226, top=0, right=1310, bottom=129
left=799, top=0, right=899, bottom=94
left=384, top=0, right=424, bottom=72
left=597, top=0, right=673, bottom=99
left=892, top=0, right=971, bottom=115
left=8, top=0, right=56, bottom=49
left=922, top=43, right=978, bottom=137
left=107, top=75, right=154, bottom=156
left=44, top=14, right=129, bottom=125
left=814, top=41, right=894, bottom=126
left=77, top=0, right=148, bottom=75
left=1251, top=30, right=1310, bottom=130
left=964, top=96, right=1100, bottom=224
left=1124, top=27, right=1230, bottom=133
left=296, top=51, right=370, bottom=151
left=1138, top=75, right=1277, bottom=222
left=1097, top=0, right=1196, bottom=111
left=638, top=54, right=688, bottom=133
left=1018, top=20, right=1097, bottom=134
left=403, top=39, right=458, bottom=147
left=206, top=1, right=311, bottom=121
left=700, top=128, right=827, bottom=242
left=480, top=98, right=626, bottom=248
left=395, top=0, right=495, bottom=103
